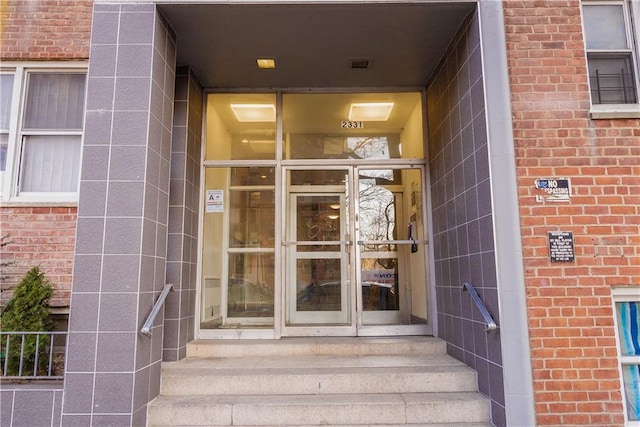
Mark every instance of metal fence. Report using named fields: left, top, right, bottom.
left=0, top=331, right=67, bottom=380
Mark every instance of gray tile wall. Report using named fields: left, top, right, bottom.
left=427, top=9, right=506, bottom=427
left=0, top=387, right=63, bottom=427
left=62, top=3, right=176, bottom=426
left=164, top=66, right=202, bottom=361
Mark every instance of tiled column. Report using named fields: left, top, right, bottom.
left=62, top=3, right=176, bottom=426
left=164, top=67, right=202, bottom=361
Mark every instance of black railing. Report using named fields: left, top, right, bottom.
left=590, top=69, right=638, bottom=104
left=1, top=331, right=67, bottom=380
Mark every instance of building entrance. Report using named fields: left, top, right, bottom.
left=199, top=92, right=431, bottom=338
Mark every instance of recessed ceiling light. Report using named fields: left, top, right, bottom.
left=348, top=102, right=394, bottom=121
left=230, top=104, right=276, bottom=122
left=257, top=58, right=276, bottom=69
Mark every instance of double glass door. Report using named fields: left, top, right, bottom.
left=283, top=167, right=427, bottom=335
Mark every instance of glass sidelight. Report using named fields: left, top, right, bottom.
left=200, top=167, right=275, bottom=329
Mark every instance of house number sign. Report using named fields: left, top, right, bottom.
left=341, top=120, right=364, bottom=129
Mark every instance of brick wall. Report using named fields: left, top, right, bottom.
left=503, top=0, right=640, bottom=425
left=0, top=0, right=93, bottom=60
left=0, top=207, right=77, bottom=308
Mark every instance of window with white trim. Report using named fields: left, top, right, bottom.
left=582, top=1, right=640, bottom=106
left=613, top=287, right=640, bottom=425
left=1, top=64, right=86, bottom=201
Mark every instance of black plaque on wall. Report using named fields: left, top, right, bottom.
left=548, top=231, right=575, bottom=262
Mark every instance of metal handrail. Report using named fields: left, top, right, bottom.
left=463, top=282, right=498, bottom=332
left=141, top=284, right=174, bottom=337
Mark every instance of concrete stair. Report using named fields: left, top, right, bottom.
left=147, top=337, right=492, bottom=426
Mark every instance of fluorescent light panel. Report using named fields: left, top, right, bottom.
left=257, top=58, right=276, bottom=69
left=230, top=104, right=276, bottom=122
left=348, top=102, right=394, bottom=121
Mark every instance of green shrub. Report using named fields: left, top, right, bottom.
left=0, top=266, right=53, bottom=376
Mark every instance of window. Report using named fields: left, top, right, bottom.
left=583, top=1, right=640, bottom=105
left=613, top=287, right=640, bottom=425
left=0, top=64, right=86, bottom=201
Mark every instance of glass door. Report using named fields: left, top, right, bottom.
left=356, top=167, right=427, bottom=328
left=284, top=169, right=353, bottom=329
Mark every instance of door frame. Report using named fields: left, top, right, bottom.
left=280, top=164, right=432, bottom=337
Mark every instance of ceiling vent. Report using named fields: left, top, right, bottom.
left=350, top=58, right=372, bottom=69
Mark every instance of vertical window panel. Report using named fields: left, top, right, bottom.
left=1, top=74, right=14, bottom=130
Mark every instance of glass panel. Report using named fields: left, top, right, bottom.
left=583, top=4, right=628, bottom=50
left=616, top=302, right=640, bottom=357
left=229, top=190, right=275, bottom=248
left=290, top=169, right=348, bottom=187
left=227, top=253, right=274, bottom=317
left=0, top=133, right=7, bottom=172
left=205, top=94, right=276, bottom=160
left=20, top=135, right=81, bottom=192
left=201, top=167, right=275, bottom=328
left=588, top=55, right=637, bottom=104
left=616, top=301, right=640, bottom=420
left=230, top=166, right=275, bottom=186
left=296, top=258, right=342, bottom=311
left=283, top=93, right=423, bottom=159
left=296, top=195, right=342, bottom=252
left=24, top=73, right=86, bottom=130
left=622, top=364, right=640, bottom=421
left=1, top=74, right=14, bottom=130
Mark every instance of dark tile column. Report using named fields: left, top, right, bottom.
left=427, top=8, right=506, bottom=426
left=164, top=67, right=202, bottom=361
left=62, top=3, right=176, bottom=426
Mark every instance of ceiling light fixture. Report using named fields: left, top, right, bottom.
left=257, top=58, right=276, bottom=69
left=348, top=102, right=394, bottom=121
left=230, top=104, right=276, bottom=122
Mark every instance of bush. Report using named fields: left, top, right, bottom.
left=0, top=267, right=53, bottom=376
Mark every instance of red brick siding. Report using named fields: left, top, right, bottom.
left=503, top=0, right=640, bottom=425
left=0, top=206, right=77, bottom=308
left=0, top=0, right=93, bottom=60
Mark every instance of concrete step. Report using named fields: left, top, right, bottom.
left=149, top=337, right=491, bottom=426
left=151, top=425, right=495, bottom=427
left=186, top=336, right=446, bottom=358
left=147, top=392, right=491, bottom=426
left=161, top=354, right=478, bottom=395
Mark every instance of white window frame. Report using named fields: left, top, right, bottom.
left=0, top=62, right=87, bottom=203
left=582, top=0, right=640, bottom=119
left=612, top=286, right=640, bottom=426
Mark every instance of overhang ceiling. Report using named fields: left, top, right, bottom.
left=158, top=2, right=475, bottom=89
